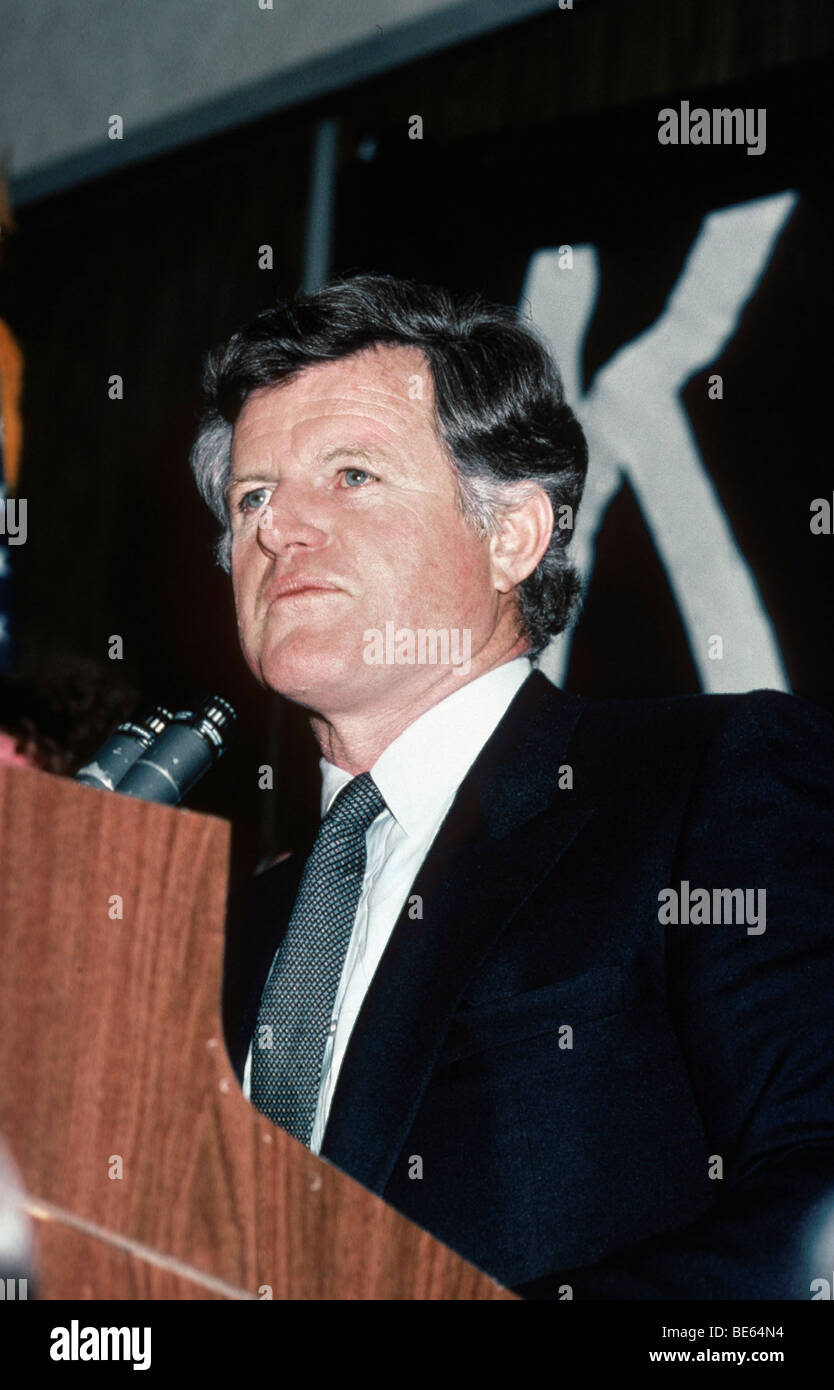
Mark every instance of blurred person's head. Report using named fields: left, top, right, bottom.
left=0, top=647, right=138, bottom=775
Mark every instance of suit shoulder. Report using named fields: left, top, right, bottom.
left=567, top=688, right=721, bottom=760
left=561, top=686, right=833, bottom=806
left=691, top=689, right=834, bottom=796
left=571, top=685, right=831, bottom=745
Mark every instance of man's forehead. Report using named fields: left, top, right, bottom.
left=241, top=345, right=430, bottom=423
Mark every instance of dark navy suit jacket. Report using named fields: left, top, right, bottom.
left=223, top=672, right=834, bottom=1298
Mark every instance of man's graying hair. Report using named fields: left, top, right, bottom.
left=189, top=273, right=588, bottom=656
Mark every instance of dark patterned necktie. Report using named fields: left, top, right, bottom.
left=250, top=771, right=387, bottom=1144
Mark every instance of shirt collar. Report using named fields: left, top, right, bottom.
left=319, top=656, right=534, bottom=837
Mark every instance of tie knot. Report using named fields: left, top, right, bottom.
left=324, top=771, right=386, bottom=835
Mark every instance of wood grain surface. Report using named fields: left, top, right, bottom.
left=0, top=763, right=516, bottom=1300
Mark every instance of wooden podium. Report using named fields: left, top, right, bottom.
left=0, top=763, right=515, bottom=1300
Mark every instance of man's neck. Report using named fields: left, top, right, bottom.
left=309, top=635, right=531, bottom=775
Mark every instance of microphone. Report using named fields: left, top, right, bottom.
left=75, top=705, right=175, bottom=791
left=116, top=696, right=237, bottom=805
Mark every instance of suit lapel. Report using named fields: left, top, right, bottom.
left=319, top=672, right=595, bottom=1192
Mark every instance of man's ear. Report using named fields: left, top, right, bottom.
left=488, top=485, right=554, bottom=593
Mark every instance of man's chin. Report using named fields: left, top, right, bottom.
left=253, top=640, right=370, bottom=712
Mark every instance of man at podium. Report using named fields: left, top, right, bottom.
left=188, top=272, right=834, bottom=1299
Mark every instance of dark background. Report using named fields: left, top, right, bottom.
left=3, top=0, right=832, bottom=868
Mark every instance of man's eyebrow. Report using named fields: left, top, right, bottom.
left=316, top=444, right=390, bottom=465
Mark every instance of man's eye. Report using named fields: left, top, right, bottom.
left=238, top=487, right=271, bottom=512
left=340, top=468, right=374, bottom=488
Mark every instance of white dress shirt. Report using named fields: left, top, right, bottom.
left=243, top=655, right=533, bottom=1152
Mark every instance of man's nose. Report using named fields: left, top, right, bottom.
left=255, top=489, right=329, bottom=557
